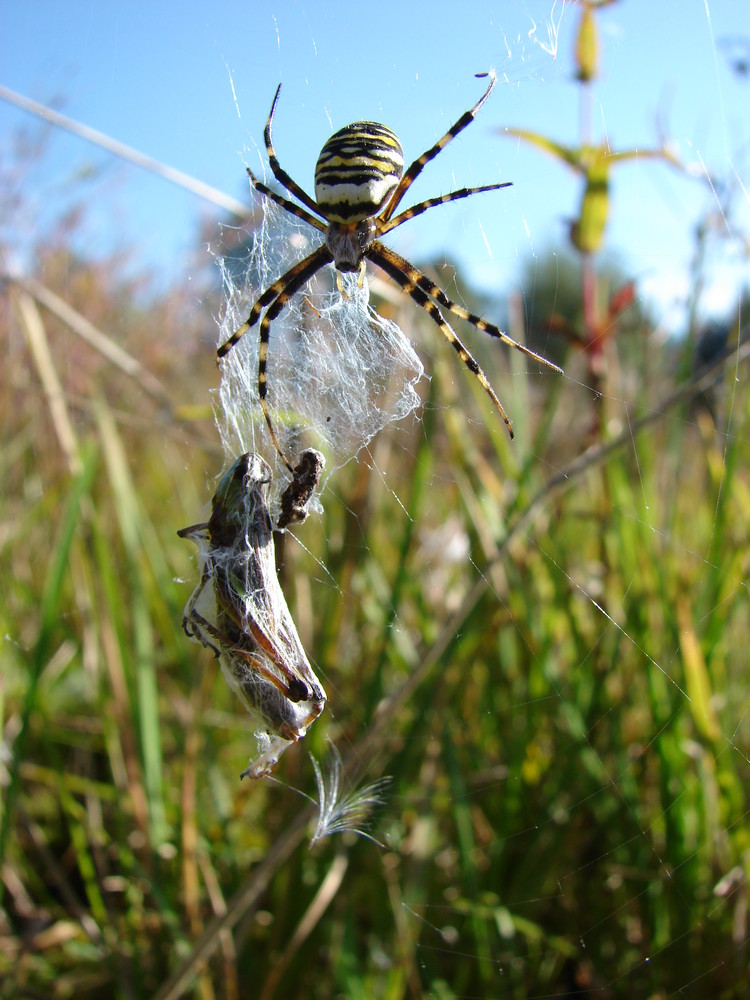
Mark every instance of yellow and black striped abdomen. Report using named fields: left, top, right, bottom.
left=315, top=122, right=404, bottom=224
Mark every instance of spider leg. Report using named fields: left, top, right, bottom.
left=371, top=242, right=562, bottom=373
left=264, top=84, right=324, bottom=218
left=367, top=244, right=515, bottom=438
left=247, top=167, right=326, bottom=232
left=217, top=284, right=283, bottom=360
left=380, top=72, right=497, bottom=223
left=377, top=182, right=512, bottom=237
left=219, top=244, right=333, bottom=471
left=217, top=244, right=332, bottom=359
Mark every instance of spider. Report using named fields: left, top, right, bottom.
left=217, top=72, right=562, bottom=471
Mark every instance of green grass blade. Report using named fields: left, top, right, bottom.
left=0, top=442, right=98, bottom=882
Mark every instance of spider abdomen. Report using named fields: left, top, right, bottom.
left=315, top=122, right=404, bottom=224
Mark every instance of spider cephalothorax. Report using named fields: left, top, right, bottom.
left=218, top=73, right=561, bottom=470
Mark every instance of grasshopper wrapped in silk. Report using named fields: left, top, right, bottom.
left=178, top=451, right=326, bottom=778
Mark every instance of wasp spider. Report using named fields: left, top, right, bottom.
left=218, top=72, right=561, bottom=470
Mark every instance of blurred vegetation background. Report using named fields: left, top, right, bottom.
left=2, top=5, right=749, bottom=998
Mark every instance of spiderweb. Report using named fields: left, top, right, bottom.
left=214, top=192, right=425, bottom=506
left=206, top=174, right=427, bottom=772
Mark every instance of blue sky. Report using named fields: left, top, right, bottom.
left=2, top=1, right=748, bottom=333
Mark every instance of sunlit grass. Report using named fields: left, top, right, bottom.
left=2, top=249, right=749, bottom=998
